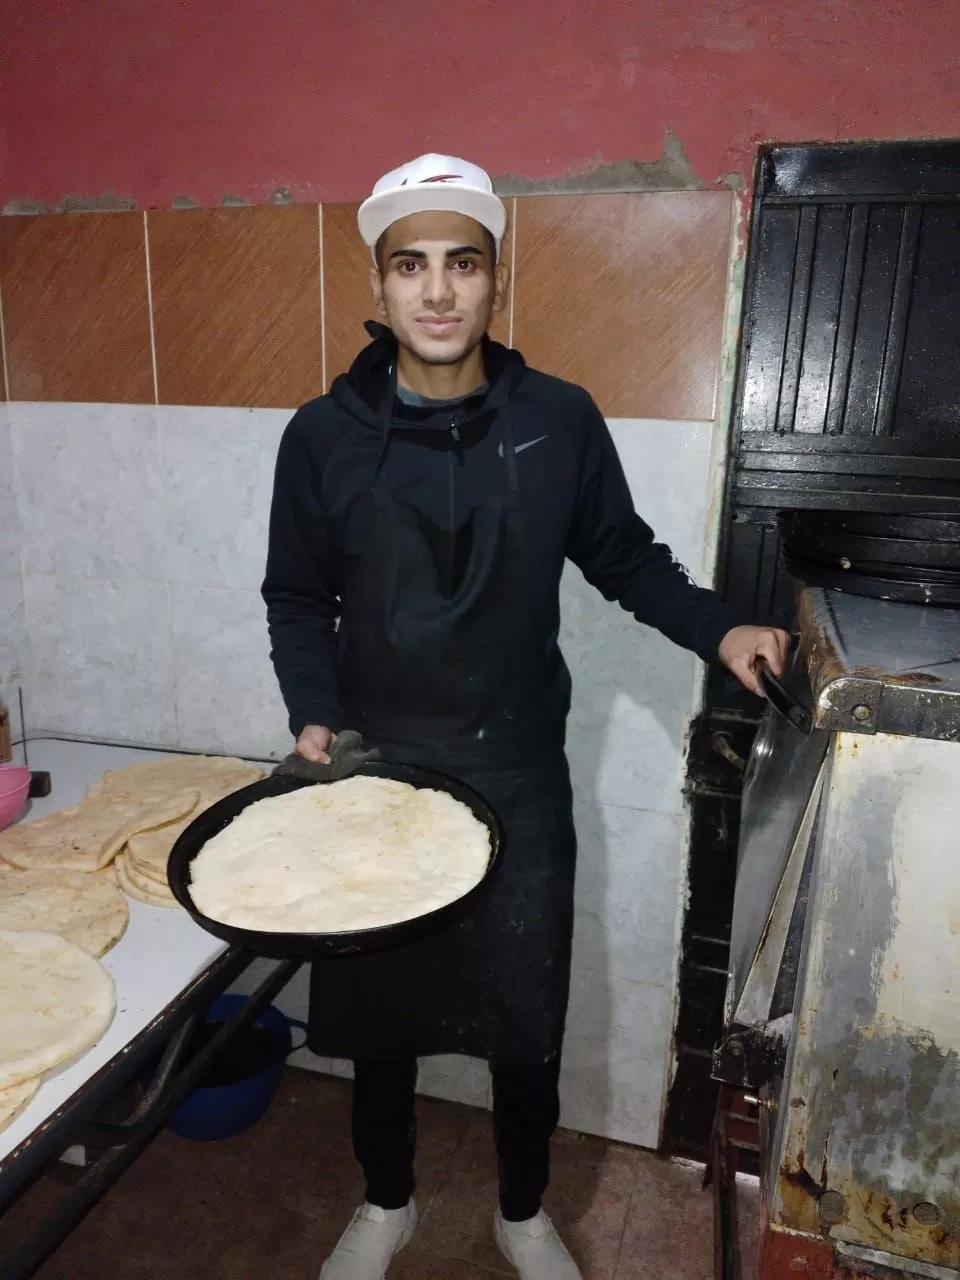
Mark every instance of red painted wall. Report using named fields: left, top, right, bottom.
left=2, top=0, right=958, bottom=208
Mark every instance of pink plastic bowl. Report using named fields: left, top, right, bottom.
left=0, top=765, right=31, bottom=830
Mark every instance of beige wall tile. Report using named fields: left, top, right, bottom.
left=512, top=191, right=733, bottom=419
left=148, top=206, right=322, bottom=408
left=489, top=197, right=514, bottom=349
left=0, top=213, right=154, bottom=403
left=322, top=203, right=376, bottom=390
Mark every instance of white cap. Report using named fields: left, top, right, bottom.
left=357, top=154, right=507, bottom=256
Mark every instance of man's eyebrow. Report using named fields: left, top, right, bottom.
left=387, top=244, right=484, bottom=261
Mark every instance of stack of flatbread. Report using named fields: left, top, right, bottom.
left=0, top=929, right=116, bottom=1133
left=0, top=756, right=263, bottom=909
left=0, top=755, right=263, bottom=1135
left=84, top=757, right=263, bottom=908
left=190, top=775, right=492, bottom=934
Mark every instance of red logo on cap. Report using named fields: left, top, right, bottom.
left=399, top=175, right=463, bottom=186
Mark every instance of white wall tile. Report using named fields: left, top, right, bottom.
left=0, top=410, right=26, bottom=705
left=0, top=409, right=21, bottom=580
left=0, top=573, right=27, bottom=702
left=417, top=1055, right=491, bottom=1109
left=560, top=969, right=673, bottom=1148
left=559, top=419, right=714, bottom=817
left=23, top=575, right=177, bottom=744
left=159, top=405, right=289, bottom=591
left=326, top=1057, right=355, bottom=1079
left=573, top=800, right=688, bottom=988
left=561, top=567, right=698, bottom=815
left=9, top=403, right=165, bottom=582
left=607, top=418, right=715, bottom=581
left=169, top=585, right=290, bottom=759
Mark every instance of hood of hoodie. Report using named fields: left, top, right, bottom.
left=329, top=322, right=527, bottom=445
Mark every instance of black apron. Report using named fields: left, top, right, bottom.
left=307, top=392, right=577, bottom=1066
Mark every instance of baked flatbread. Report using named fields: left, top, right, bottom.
left=97, top=756, right=264, bottom=880
left=0, top=792, right=200, bottom=873
left=124, top=847, right=169, bottom=888
left=115, top=853, right=177, bottom=908
left=0, top=1076, right=42, bottom=1134
left=86, top=756, right=262, bottom=805
left=0, top=866, right=128, bottom=957
left=190, top=776, right=491, bottom=933
left=0, top=930, right=116, bottom=1089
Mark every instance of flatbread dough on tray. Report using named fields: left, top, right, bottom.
left=0, top=930, right=116, bottom=1090
left=190, top=775, right=491, bottom=934
left=0, top=1076, right=42, bottom=1135
left=0, top=866, right=128, bottom=957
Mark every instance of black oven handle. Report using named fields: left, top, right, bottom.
left=759, top=661, right=813, bottom=735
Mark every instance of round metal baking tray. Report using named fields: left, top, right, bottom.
left=167, top=763, right=503, bottom=960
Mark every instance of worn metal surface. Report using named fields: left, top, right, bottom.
left=733, top=768, right=823, bottom=1029
left=725, top=667, right=829, bottom=1020
left=757, top=1227, right=960, bottom=1278
left=837, top=1243, right=960, bottom=1280
left=769, top=732, right=960, bottom=1269
left=797, top=588, right=960, bottom=740
left=715, top=1013, right=793, bottom=1094
left=716, top=143, right=960, bottom=692
left=759, top=1227, right=834, bottom=1277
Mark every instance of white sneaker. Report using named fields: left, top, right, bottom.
left=494, top=1209, right=582, bottom=1279
left=320, top=1201, right=418, bottom=1279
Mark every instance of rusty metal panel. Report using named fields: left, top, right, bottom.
left=796, top=588, right=960, bottom=741
left=769, top=733, right=960, bottom=1270
left=759, top=1226, right=836, bottom=1278
left=757, top=1227, right=960, bottom=1278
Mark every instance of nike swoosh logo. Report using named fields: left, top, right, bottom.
left=498, top=435, right=547, bottom=459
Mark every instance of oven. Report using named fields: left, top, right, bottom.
left=712, top=582, right=960, bottom=1279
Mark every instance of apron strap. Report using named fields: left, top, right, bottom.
left=373, top=360, right=521, bottom=513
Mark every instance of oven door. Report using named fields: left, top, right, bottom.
left=726, top=652, right=829, bottom=1029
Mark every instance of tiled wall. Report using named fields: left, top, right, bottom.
left=0, top=195, right=731, bottom=410
left=0, top=192, right=735, bottom=1147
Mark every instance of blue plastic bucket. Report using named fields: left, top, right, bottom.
left=165, top=994, right=307, bottom=1142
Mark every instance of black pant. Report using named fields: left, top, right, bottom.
left=352, top=1057, right=561, bottom=1222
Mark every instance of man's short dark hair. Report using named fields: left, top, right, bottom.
left=374, top=227, right=497, bottom=273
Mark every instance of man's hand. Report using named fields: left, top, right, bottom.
left=296, top=724, right=336, bottom=764
left=718, top=626, right=791, bottom=696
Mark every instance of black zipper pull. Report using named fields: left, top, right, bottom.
left=450, top=417, right=465, bottom=466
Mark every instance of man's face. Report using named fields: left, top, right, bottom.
left=371, top=211, right=508, bottom=366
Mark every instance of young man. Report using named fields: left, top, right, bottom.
left=262, top=154, right=789, bottom=1280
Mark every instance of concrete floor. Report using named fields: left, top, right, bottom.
left=1, top=1068, right=761, bottom=1279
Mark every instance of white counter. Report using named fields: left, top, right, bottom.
left=0, top=738, right=232, bottom=1167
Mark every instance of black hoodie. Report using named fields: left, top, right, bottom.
left=262, top=330, right=741, bottom=736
